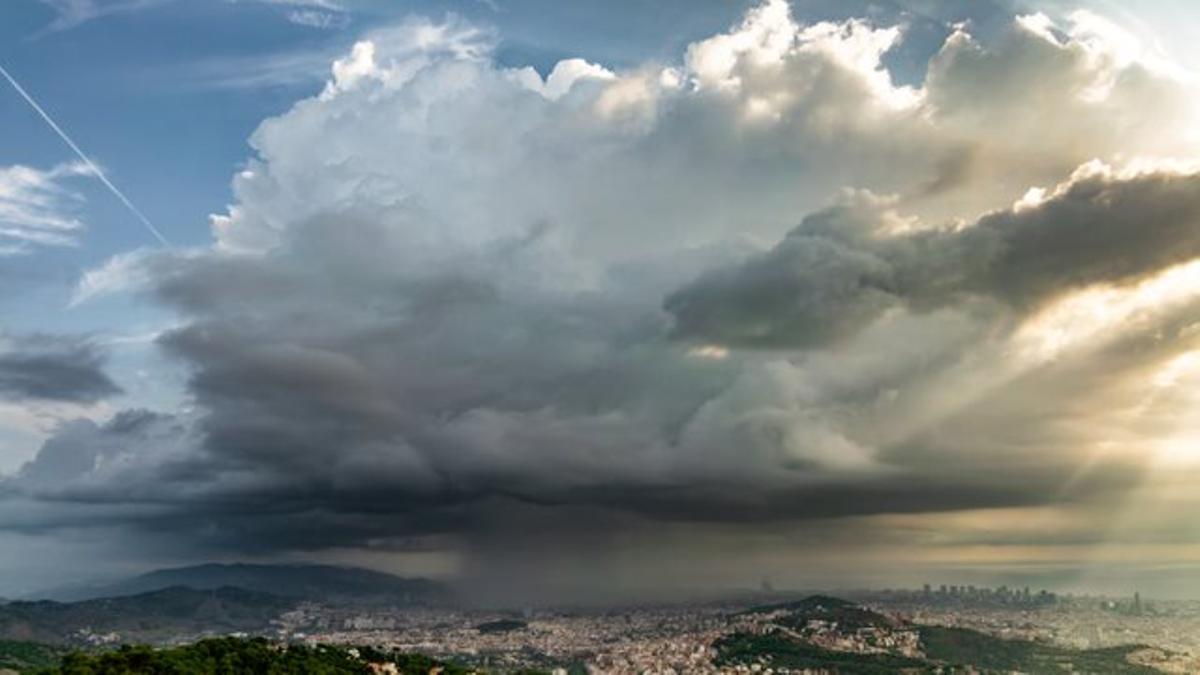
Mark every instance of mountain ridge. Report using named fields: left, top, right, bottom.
left=24, top=562, right=451, bottom=605
left=0, top=585, right=293, bottom=645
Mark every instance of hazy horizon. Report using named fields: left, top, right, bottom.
left=4, top=0, right=1200, bottom=606
left=13, top=558, right=1189, bottom=607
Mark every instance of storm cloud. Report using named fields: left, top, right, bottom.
left=5, top=0, right=1200, bottom=597
left=0, top=335, right=121, bottom=403
left=666, top=164, right=1200, bottom=348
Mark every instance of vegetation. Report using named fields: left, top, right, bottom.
left=11, top=638, right=567, bottom=674
left=0, top=640, right=66, bottom=672
left=3, top=594, right=1168, bottom=674
left=721, top=595, right=1164, bottom=674
left=0, top=587, right=293, bottom=645
left=919, top=626, right=1159, bottom=674
left=474, top=620, right=527, bottom=634
left=741, top=594, right=899, bottom=633
left=740, top=594, right=856, bottom=615
left=715, top=633, right=929, bottom=674
left=775, top=605, right=896, bottom=632
left=25, top=638, right=482, bottom=674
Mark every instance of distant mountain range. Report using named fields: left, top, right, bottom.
left=24, top=563, right=451, bottom=606
left=0, top=586, right=292, bottom=645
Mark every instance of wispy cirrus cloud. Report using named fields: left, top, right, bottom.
left=171, top=48, right=342, bottom=90
left=169, top=14, right=490, bottom=90
left=285, top=9, right=349, bottom=29
left=35, top=0, right=350, bottom=36
left=0, top=162, right=94, bottom=256
left=33, top=0, right=167, bottom=35
left=250, top=0, right=344, bottom=8
left=228, top=0, right=351, bottom=30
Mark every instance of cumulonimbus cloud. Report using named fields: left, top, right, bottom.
left=6, top=0, right=1200, bottom=589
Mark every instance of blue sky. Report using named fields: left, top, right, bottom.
left=4, top=0, right=1200, bottom=597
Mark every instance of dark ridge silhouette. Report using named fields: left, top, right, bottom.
left=27, top=563, right=451, bottom=606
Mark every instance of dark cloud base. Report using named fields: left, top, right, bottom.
left=0, top=335, right=122, bottom=403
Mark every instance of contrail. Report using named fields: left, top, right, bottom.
left=0, top=62, right=171, bottom=246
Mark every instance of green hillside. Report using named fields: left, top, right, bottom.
left=27, top=638, right=478, bottom=675
left=0, top=587, right=293, bottom=645
left=719, top=595, right=1166, bottom=674
left=0, top=641, right=66, bottom=672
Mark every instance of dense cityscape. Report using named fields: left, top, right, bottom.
left=5, top=563, right=1200, bottom=672
left=257, top=586, right=1200, bottom=672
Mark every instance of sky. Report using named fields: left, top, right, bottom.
left=2, top=0, right=1200, bottom=602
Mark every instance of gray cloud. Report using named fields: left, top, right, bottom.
left=667, top=166, right=1200, bottom=348
left=0, top=335, right=122, bottom=403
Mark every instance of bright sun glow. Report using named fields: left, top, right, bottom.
left=1015, top=258, right=1200, bottom=361
left=1149, top=350, right=1200, bottom=466
left=688, top=344, right=730, bottom=360
left=1012, top=261, right=1200, bottom=467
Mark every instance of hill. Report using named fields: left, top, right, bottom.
left=28, top=637, right=481, bottom=675
left=741, top=594, right=856, bottom=615
left=719, top=595, right=1164, bottom=674
left=27, top=563, right=450, bottom=606
left=0, top=640, right=66, bottom=672
left=0, top=586, right=293, bottom=646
